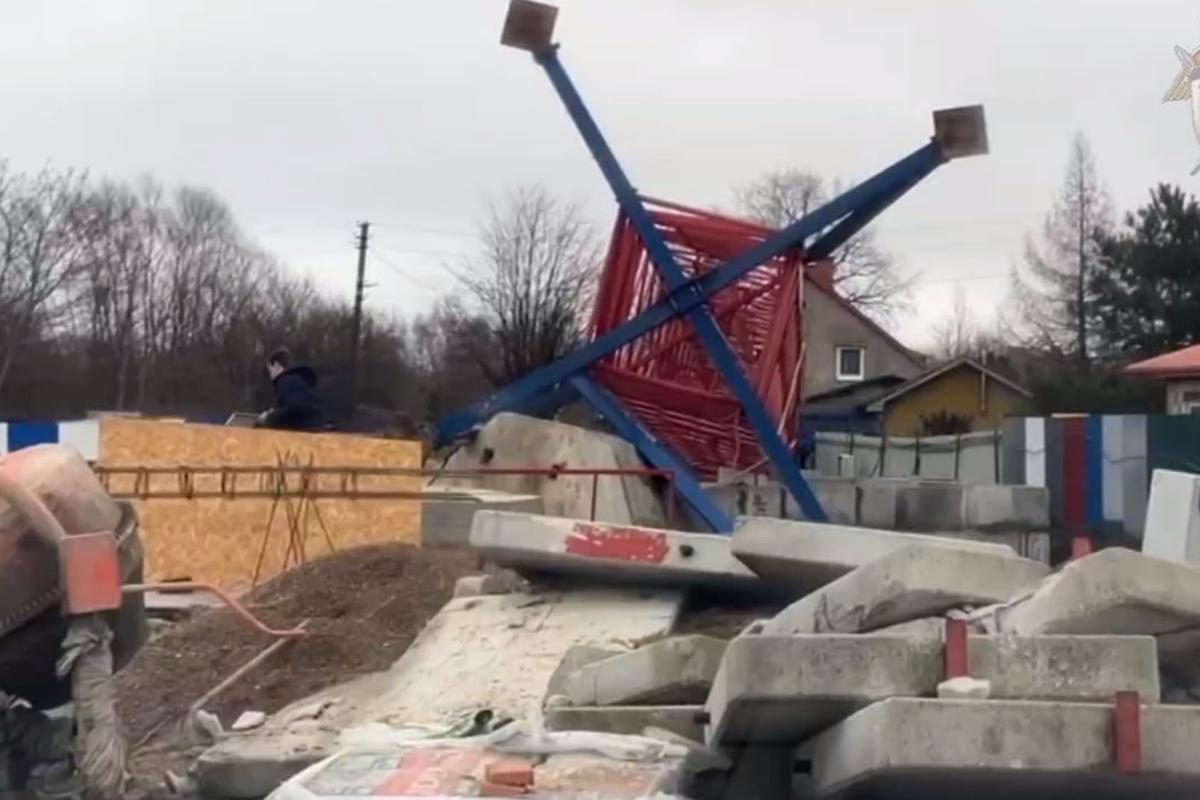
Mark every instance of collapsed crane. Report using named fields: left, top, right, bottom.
left=435, top=0, right=989, bottom=532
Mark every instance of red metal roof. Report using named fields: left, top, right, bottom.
left=1123, top=344, right=1200, bottom=377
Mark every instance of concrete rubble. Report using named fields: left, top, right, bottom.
left=987, top=547, right=1200, bottom=665
left=561, top=635, right=727, bottom=706
left=731, top=517, right=1025, bottom=592
left=197, top=587, right=682, bottom=798
left=762, top=543, right=1049, bottom=635
left=545, top=706, right=706, bottom=742
left=705, top=632, right=1158, bottom=747
left=190, top=510, right=1200, bottom=798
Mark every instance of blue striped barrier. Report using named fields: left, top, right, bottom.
left=0, top=421, right=101, bottom=460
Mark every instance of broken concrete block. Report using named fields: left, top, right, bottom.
left=231, top=711, right=266, bottom=732
left=964, top=484, right=1049, bottom=531
left=544, top=644, right=624, bottom=704
left=545, top=705, right=706, bottom=743
left=732, top=517, right=1020, bottom=592
left=563, top=635, right=727, bottom=706
left=705, top=635, right=944, bottom=746
left=471, top=511, right=771, bottom=596
left=1143, top=469, right=1200, bottom=565
left=995, top=548, right=1200, bottom=666
left=763, top=544, right=1049, bottom=635
left=811, top=698, right=1200, bottom=797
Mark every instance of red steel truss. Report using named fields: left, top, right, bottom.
left=590, top=196, right=809, bottom=479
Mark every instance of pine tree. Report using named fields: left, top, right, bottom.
left=1013, top=133, right=1113, bottom=366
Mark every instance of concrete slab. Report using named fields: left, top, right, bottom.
left=731, top=517, right=1021, bottom=592
left=895, top=482, right=966, bottom=532
left=196, top=588, right=683, bottom=797
left=965, top=634, right=1160, bottom=703
left=471, top=511, right=773, bottom=596
left=436, top=412, right=668, bottom=527
left=855, top=479, right=913, bottom=530
left=793, top=477, right=857, bottom=526
left=811, top=698, right=1200, bottom=799
left=421, top=487, right=542, bottom=548
left=1142, top=469, right=1200, bottom=564
left=995, top=548, right=1200, bottom=666
left=763, top=544, right=1049, bottom=635
left=706, top=632, right=1159, bottom=749
left=705, top=635, right=944, bottom=746
left=545, top=705, right=705, bottom=743
left=965, top=484, right=1050, bottom=532
left=562, top=635, right=727, bottom=706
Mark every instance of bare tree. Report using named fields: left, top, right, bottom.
left=734, top=169, right=913, bottom=318
left=930, top=287, right=977, bottom=360
left=1012, top=132, right=1113, bottom=366
left=455, top=185, right=600, bottom=386
left=0, top=164, right=88, bottom=395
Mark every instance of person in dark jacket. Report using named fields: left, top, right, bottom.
left=256, top=347, right=325, bottom=431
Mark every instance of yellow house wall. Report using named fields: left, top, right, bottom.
left=882, top=365, right=1031, bottom=437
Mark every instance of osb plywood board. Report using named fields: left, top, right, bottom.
left=98, top=419, right=423, bottom=589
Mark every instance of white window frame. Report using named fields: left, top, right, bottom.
left=835, top=345, right=865, bottom=382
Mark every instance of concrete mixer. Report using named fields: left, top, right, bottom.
left=0, top=444, right=149, bottom=798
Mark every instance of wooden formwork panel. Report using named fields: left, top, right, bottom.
left=98, top=419, right=422, bottom=589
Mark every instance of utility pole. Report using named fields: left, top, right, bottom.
left=349, top=221, right=369, bottom=418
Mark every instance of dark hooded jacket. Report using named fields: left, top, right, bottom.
left=262, top=366, right=324, bottom=431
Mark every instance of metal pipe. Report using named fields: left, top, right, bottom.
left=121, top=582, right=306, bottom=638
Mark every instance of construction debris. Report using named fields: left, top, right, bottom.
left=762, top=543, right=1049, bottom=635
left=560, top=635, right=727, bottom=707
left=471, top=511, right=771, bottom=597
left=108, top=504, right=1200, bottom=798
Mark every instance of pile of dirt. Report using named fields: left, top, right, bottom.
left=115, top=542, right=480, bottom=744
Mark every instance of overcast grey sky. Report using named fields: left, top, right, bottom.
left=0, top=1, right=1195, bottom=348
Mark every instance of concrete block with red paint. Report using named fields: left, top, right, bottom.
left=810, top=698, right=1200, bottom=797
left=469, top=511, right=774, bottom=596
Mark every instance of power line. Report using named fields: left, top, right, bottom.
left=369, top=246, right=445, bottom=294
left=370, top=221, right=480, bottom=240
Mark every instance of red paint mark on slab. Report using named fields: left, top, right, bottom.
left=565, top=522, right=670, bottom=563
left=943, top=619, right=969, bottom=679
left=1113, top=691, right=1142, bottom=773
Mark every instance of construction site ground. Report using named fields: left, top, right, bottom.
left=115, top=543, right=482, bottom=798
